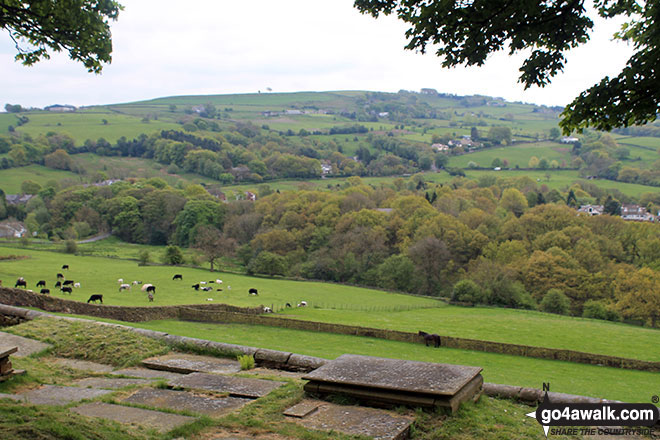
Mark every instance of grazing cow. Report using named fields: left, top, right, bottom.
left=191, top=284, right=200, bottom=291
left=14, top=279, right=27, bottom=288
left=40, top=288, right=50, bottom=295
left=285, top=303, right=292, bottom=308
left=227, top=285, right=231, bottom=290
left=36, top=280, right=46, bottom=287
left=200, top=281, right=207, bottom=285
left=297, top=301, right=307, bottom=307
left=119, top=283, right=131, bottom=292
left=62, top=264, right=69, bottom=270
left=57, top=273, right=64, bottom=279
left=61, top=287, right=72, bottom=294
left=62, top=280, right=74, bottom=286
left=148, top=292, right=154, bottom=302
left=87, top=294, right=103, bottom=304
left=202, top=286, right=212, bottom=292
left=215, top=279, right=223, bottom=284
left=74, top=282, right=81, bottom=288
left=141, top=283, right=153, bottom=292
left=263, top=307, right=273, bottom=313
left=248, top=288, right=258, bottom=296
left=206, top=298, right=213, bottom=301
left=54, top=281, right=62, bottom=288
left=132, top=280, right=139, bottom=285
left=216, top=288, right=223, bottom=291
left=118, top=278, right=123, bottom=284
left=173, top=274, right=183, bottom=280
left=146, top=285, right=156, bottom=294
left=418, top=331, right=441, bottom=348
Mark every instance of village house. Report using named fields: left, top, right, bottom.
left=431, top=143, right=449, bottom=152
left=577, top=205, right=604, bottom=216
left=45, top=104, right=76, bottom=112
left=621, top=204, right=656, bottom=222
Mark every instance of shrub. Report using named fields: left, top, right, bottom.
left=582, top=300, right=620, bottom=322
left=237, top=354, right=255, bottom=370
left=64, top=239, right=77, bottom=254
left=138, top=250, right=150, bottom=265
left=540, top=289, right=570, bottom=315
left=452, top=279, right=488, bottom=304
left=163, top=245, right=184, bottom=265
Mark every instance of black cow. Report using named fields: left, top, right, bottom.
left=57, top=273, right=64, bottom=279
left=419, top=331, right=441, bottom=348
left=285, top=303, right=292, bottom=308
left=146, top=285, right=156, bottom=294
left=248, top=288, right=258, bottom=296
left=36, top=280, right=46, bottom=287
left=14, top=279, right=27, bottom=288
left=87, top=294, right=103, bottom=304
left=202, top=286, right=212, bottom=292
left=62, top=280, right=74, bottom=286
left=54, top=281, right=62, bottom=288
left=40, top=288, right=50, bottom=295
left=173, top=274, right=183, bottom=280
left=60, top=287, right=73, bottom=294
left=191, top=283, right=200, bottom=291
left=62, top=265, right=69, bottom=270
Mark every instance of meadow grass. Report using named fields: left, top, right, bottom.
left=2, top=246, right=658, bottom=364
left=448, top=141, right=571, bottom=169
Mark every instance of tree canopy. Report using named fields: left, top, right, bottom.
left=353, top=0, right=659, bottom=133
left=0, top=0, right=122, bottom=73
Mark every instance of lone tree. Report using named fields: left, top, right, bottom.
left=353, top=0, right=660, bottom=133
left=194, top=225, right=236, bottom=272
left=0, top=0, right=122, bottom=72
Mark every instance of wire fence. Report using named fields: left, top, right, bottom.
left=267, top=302, right=441, bottom=313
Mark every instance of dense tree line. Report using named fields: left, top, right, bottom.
left=3, top=173, right=659, bottom=327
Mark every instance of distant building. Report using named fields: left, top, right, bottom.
left=285, top=109, right=303, bottom=115
left=420, top=88, right=438, bottom=96
left=577, top=205, right=604, bottom=216
left=45, top=104, right=76, bottom=112
left=245, top=191, right=257, bottom=201
left=561, top=136, right=579, bottom=144
left=321, top=162, right=333, bottom=175
left=5, top=194, right=34, bottom=205
left=432, top=143, right=449, bottom=152
left=621, top=204, right=655, bottom=222
left=378, top=112, right=389, bottom=118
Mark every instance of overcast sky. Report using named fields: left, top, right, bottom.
left=1, top=0, right=635, bottom=109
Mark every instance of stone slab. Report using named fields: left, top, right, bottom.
left=111, top=367, right=188, bottom=380
left=71, top=377, right=153, bottom=389
left=286, top=400, right=413, bottom=440
left=123, top=388, right=251, bottom=417
left=70, top=402, right=195, bottom=433
left=282, top=400, right=321, bottom=418
left=0, top=332, right=52, bottom=357
left=20, top=385, right=112, bottom=405
left=169, top=372, right=285, bottom=398
left=0, top=346, right=18, bottom=358
left=142, top=353, right=241, bottom=374
left=53, top=358, right=114, bottom=373
left=303, top=354, right=482, bottom=396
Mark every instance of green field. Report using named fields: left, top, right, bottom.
left=0, top=164, right=82, bottom=193
left=14, top=111, right=181, bottom=143
left=449, top=141, right=572, bottom=169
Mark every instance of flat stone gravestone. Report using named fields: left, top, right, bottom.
left=53, top=358, right=114, bottom=373
left=123, top=388, right=252, bottom=417
left=285, top=400, right=413, bottom=440
left=112, top=367, right=188, bottom=380
left=0, top=332, right=51, bottom=357
left=303, top=354, right=483, bottom=413
left=71, top=402, right=195, bottom=433
left=283, top=400, right=321, bottom=418
left=169, top=372, right=285, bottom=398
left=142, top=353, right=241, bottom=374
left=20, top=385, right=112, bottom=405
left=72, top=377, right=153, bottom=389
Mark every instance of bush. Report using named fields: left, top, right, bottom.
left=582, top=300, right=620, bottom=322
left=452, top=279, right=488, bottom=304
left=540, top=289, right=570, bottom=315
left=64, top=239, right=77, bottom=254
left=237, top=354, right=255, bottom=370
left=163, top=245, right=184, bottom=265
left=138, top=250, right=150, bottom=265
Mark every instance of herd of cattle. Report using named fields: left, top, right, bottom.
left=7, top=267, right=309, bottom=312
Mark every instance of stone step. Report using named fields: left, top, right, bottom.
left=142, top=353, right=241, bottom=374
left=71, top=377, right=154, bottom=389
left=0, top=332, right=51, bottom=357
left=111, top=367, right=188, bottom=380
left=168, top=372, right=285, bottom=399
left=19, top=385, right=112, bottom=405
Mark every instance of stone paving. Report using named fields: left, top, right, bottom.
left=0, top=331, right=51, bottom=357
left=142, top=353, right=242, bottom=374
left=123, top=388, right=252, bottom=417
left=285, top=399, right=413, bottom=440
left=111, top=367, right=188, bottom=380
left=19, top=385, right=112, bottom=405
left=52, top=358, right=114, bottom=373
left=71, top=377, right=154, bottom=389
left=70, top=402, right=196, bottom=433
left=169, top=372, right=285, bottom=398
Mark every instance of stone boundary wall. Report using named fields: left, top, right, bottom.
left=2, top=287, right=658, bottom=372
left=0, top=287, right=261, bottom=322
left=178, top=308, right=660, bottom=373
left=0, top=302, right=630, bottom=405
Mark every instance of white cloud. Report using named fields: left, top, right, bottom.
left=0, top=0, right=634, bottom=108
